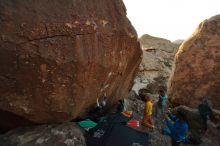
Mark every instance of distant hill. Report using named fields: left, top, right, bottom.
left=139, top=34, right=180, bottom=53
left=172, top=39, right=184, bottom=45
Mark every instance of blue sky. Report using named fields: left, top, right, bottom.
left=123, top=0, right=220, bottom=41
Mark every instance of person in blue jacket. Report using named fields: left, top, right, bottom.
left=158, top=90, right=168, bottom=115
left=162, top=110, right=189, bottom=146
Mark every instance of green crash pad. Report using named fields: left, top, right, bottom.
left=78, top=119, right=97, bottom=128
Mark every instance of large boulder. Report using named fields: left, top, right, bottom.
left=168, top=15, right=220, bottom=110
left=0, top=0, right=141, bottom=130
left=174, top=106, right=220, bottom=146
left=0, top=122, right=86, bottom=146
left=175, top=106, right=205, bottom=131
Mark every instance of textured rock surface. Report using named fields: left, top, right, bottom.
left=139, top=34, right=180, bottom=82
left=0, top=122, right=86, bottom=146
left=0, top=0, right=141, bottom=129
left=175, top=106, right=206, bottom=131
left=175, top=106, right=220, bottom=146
left=132, top=34, right=180, bottom=94
left=168, top=15, right=220, bottom=110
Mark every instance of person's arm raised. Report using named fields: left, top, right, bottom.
left=96, top=98, right=100, bottom=107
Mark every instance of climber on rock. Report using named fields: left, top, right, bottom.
left=96, top=93, right=107, bottom=114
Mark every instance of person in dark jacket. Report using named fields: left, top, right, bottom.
left=198, top=96, right=212, bottom=130
left=117, top=99, right=124, bottom=113
left=162, top=110, right=189, bottom=146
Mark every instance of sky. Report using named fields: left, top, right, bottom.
left=122, top=0, right=220, bottom=41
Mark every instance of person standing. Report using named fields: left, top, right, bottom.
left=142, top=94, right=154, bottom=129
left=198, top=96, right=213, bottom=130
left=158, top=90, right=168, bottom=115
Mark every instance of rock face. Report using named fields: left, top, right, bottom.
left=0, top=122, right=86, bottom=146
left=174, top=106, right=220, bottom=146
left=132, top=34, right=180, bottom=94
left=139, top=34, right=179, bottom=81
left=168, top=15, right=220, bottom=110
left=0, top=0, right=141, bottom=129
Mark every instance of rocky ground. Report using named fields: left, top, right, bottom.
left=125, top=90, right=220, bottom=146
left=125, top=90, right=171, bottom=146
left=0, top=123, right=86, bottom=146
left=0, top=90, right=219, bottom=146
